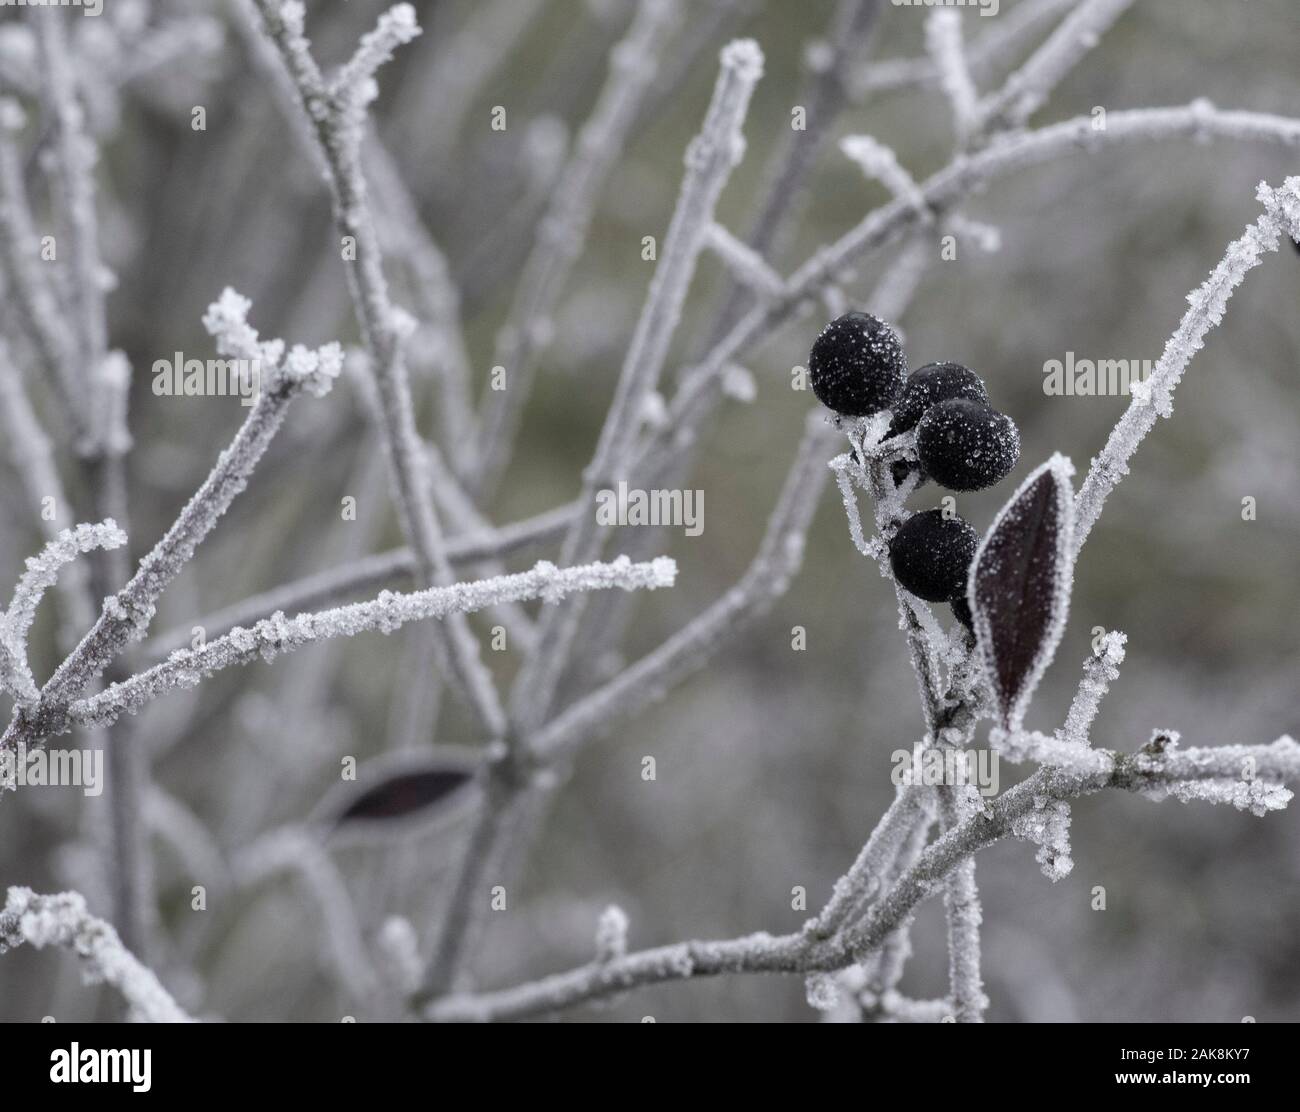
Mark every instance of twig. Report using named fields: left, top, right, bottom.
left=0, top=291, right=341, bottom=755
left=660, top=104, right=1300, bottom=448
left=251, top=0, right=508, bottom=740
left=142, top=501, right=578, bottom=662
left=472, top=0, right=684, bottom=499
left=71, top=558, right=678, bottom=732
left=424, top=737, right=1300, bottom=1020
left=925, top=10, right=978, bottom=146
left=509, top=38, right=765, bottom=734
left=973, top=0, right=1135, bottom=136
left=0, top=887, right=193, bottom=1022
left=850, top=0, right=1073, bottom=98
left=1073, top=175, right=1300, bottom=551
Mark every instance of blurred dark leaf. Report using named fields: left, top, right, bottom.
left=329, top=764, right=475, bottom=831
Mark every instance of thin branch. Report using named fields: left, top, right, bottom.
left=0, top=343, right=95, bottom=643
left=251, top=0, right=508, bottom=740
left=472, top=0, right=684, bottom=499
left=418, top=409, right=830, bottom=1004
left=937, top=787, right=986, bottom=1023
left=973, top=0, right=1135, bottom=136
left=142, top=501, right=577, bottom=662
left=1061, top=631, right=1127, bottom=745
left=0, top=101, right=89, bottom=445
left=0, top=522, right=126, bottom=705
left=925, top=10, right=978, bottom=146
left=33, top=10, right=107, bottom=397
left=850, top=0, right=1073, bottom=98
left=0, top=291, right=340, bottom=755
left=71, top=558, right=678, bottom=731
left=0, top=887, right=193, bottom=1022
left=1073, top=175, right=1300, bottom=551
left=703, top=221, right=785, bottom=299
left=509, top=38, right=765, bottom=735
left=531, top=414, right=836, bottom=764
left=424, top=737, right=1300, bottom=1020
left=659, top=105, right=1300, bottom=449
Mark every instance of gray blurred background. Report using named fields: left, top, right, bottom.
left=0, top=0, right=1297, bottom=1021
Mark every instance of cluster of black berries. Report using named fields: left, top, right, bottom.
left=807, top=310, right=1022, bottom=629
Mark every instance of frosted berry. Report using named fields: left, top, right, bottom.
left=887, top=361, right=989, bottom=436
left=808, top=311, right=906, bottom=416
left=916, top=398, right=1020, bottom=491
left=888, top=509, right=978, bottom=603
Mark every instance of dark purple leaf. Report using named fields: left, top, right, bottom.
left=326, top=760, right=477, bottom=835
left=969, top=455, right=1075, bottom=730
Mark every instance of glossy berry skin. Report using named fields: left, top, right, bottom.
left=808, top=311, right=906, bottom=416
left=887, top=362, right=989, bottom=436
left=888, top=509, right=978, bottom=603
left=916, top=398, right=1020, bottom=492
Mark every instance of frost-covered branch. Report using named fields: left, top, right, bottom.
left=850, top=0, right=1073, bottom=98
left=0, top=887, right=192, bottom=1022
left=1062, top=631, right=1127, bottom=745
left=804, top=781, right=931, bottom=943
left=925, top=10, right=978, bottom=146
left=33, top=11, right=108, bottom=413
left=510, top=38, right=765, bottom=735
left=662, top=105, right=1300, bottom=445
left=937, top=788, right=985, bottom=1023
left=839, top=133, right=925, bottom=209
left=703, top=222, right=785, bottom=300
left=364, top=142, right=477, bottom=471
left=1074, top=175, right=1300, bottom=551
left=0, top=100, right=89, bottom=444
left=973, top=0, right=1134, bottom=136
left=419, top=409, right=828, bottom=1003
left=252, top=0, right=507, bottom=741
left=71, top=558, right=677, bottom=731
left=424, top=737, right=1300, bottom=1020
left=0, top=346, right=96, bottom=645
left=472, top=0, right=684, bottom=498
left=0, top=291, right=340, bottom=755
left=0, top=522, right=127, bottom=705
left=142, top=501, right=577, bottom=661
left=531, top=414, right=835, bottom=763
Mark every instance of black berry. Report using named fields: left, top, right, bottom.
left=888, top=509, right=978, bottom=603
left=808, top=311, right=906, bottom=416
left=887, top=361, right=989, bottom=436
left=915, top=398, right=1020, bottom=491
left=891, top=458, right=920, bottom=488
